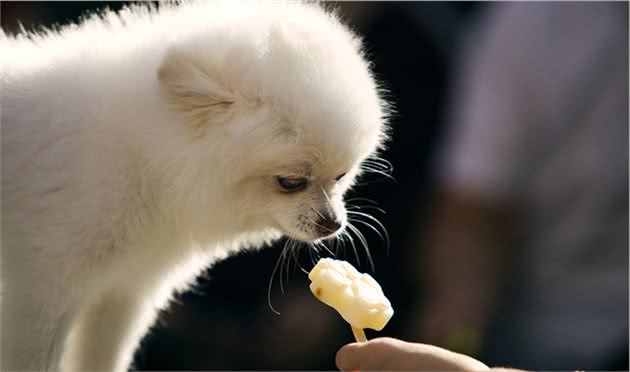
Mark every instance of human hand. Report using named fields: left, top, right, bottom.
left=336, top=337, right=490, bottom=371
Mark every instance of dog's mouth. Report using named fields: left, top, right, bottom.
left=316, top=228, right=342, bottom=241
left=275, top=215, right=344, bottom=242
left=283, top=226, right=342, bottom=243
left=308, top=223, right=345, bottom=243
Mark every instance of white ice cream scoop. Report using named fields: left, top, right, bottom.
left=308, top=258, right=394, bottom=342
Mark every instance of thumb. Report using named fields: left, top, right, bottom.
left=336, top=342, right=363, bottom=371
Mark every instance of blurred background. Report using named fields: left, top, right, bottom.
left=2, top=2, right=628, bottom=371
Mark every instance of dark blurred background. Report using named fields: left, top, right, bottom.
left=2, top=2, right=628, bottom=371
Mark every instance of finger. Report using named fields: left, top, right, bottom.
left=336, top=338, right=400, bottom=371
left=336, top=342, right=362, bottom=371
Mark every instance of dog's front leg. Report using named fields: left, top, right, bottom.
left=0, top=291, right=73, bottom=371
left=62, top=289, right=158, bottom=372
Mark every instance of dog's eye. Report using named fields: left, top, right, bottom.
left=335, top=173, right=347, bottom=181
left=276, top=176, right=308, bottom=192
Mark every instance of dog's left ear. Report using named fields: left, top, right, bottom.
left=158, top=49, right=235, bottom=131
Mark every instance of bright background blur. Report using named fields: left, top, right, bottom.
left=2, top=2, right=628, bottom=371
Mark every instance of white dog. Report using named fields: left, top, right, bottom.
left=0, top=2, right=388, bottom=370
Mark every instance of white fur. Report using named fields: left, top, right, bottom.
left=0, top=2, right=388, bottom=370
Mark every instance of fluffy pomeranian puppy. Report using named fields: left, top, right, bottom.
left=0, top=2, right=388, bottom=370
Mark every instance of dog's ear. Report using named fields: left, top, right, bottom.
left=158, top=50, right=235, bottom=132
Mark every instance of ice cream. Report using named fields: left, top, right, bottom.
left=308, top=258, right=393, bottom=342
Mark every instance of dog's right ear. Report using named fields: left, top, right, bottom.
left=158, top=49, right=235, bottom=132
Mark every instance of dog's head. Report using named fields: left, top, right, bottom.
left=158, top=3, right=388, bottom=242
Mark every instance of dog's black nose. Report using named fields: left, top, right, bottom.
left=317, top=215, right=342, bottom=236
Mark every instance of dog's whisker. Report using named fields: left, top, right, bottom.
left=319, top=185, right=332, bottom=204
left=343, top=225, right=361, bottom=266
left=267, top=240, right=291, bottom=315
left=360, top=163, right=389, bottom=173
left=359, top=166, right=395, bottom=181
left=308, top=242, right=318, bottom=266
left=333, top=232, right=342, bottom=256
left=348, top=216, right=384, bottom=242
left=348, top=209, right=389, bottom=230
left=310, top=206, right=326, bottom=220
left=339, top=230, right=352, bottom=260
left=280, top=239, right=293, bottom=295
left=289, top=240, right=300, bottom=277
left=360, top=159, right=394, bottom=173
left=353, top=223, right=375, bottom=272
left=316, top=239, right=335, bottom=256
left=346, top=197, right=379, bottom=205
left=346, top=210, right=390, bottom=255
left=363, top=157, right=393, bottom=170
left=361, top=161, right=391, bottom=171
left=334, top=231, right=345, bottom=257
left=291, top=241, right=309, bottom=274
left=283, top=239, right=294, bottom=288
left=347, top=204, right=386, bottom=214
left=347, top=222, right=375, bottom=272
left=288, top=239, right=299, bottom=273
left=362, top=157, right=393, bottom=172
left=306, top=216, right=331, bottom=234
